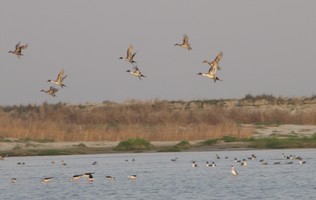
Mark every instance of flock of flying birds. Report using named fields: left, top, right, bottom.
left=8, top=34, right=224, bottom=97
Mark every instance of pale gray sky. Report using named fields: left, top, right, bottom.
left=1, top=0, right=315, bottom=105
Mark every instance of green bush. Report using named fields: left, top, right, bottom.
left=113, top=138, right=152, bottom=151
left=222, top=136, right=238, bottom=142
left=159, top=140, right=191, bottom=152
left=200, top=139, right=218, bottom=145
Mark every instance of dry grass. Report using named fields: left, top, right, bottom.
left=1, top=95, right=316, bottom=142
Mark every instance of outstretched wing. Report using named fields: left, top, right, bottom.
left=56, top=69, right=65, bottom=82
left=213, top=51, right=223, bottom=65
left=133, top=66, right=139, bottom=72
left=208, top=65, right=217, bottom=76
left=127, top=45, right=133, bottom=59
left=21, top=43, right=28, bottom=49
left=15, top=42, right=21, bottom=50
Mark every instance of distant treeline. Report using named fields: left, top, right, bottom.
left=1, top=94, right=316, bottom=142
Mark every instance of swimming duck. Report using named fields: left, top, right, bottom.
left=42, top=177, right=53, bottom=183
left=70, top=174, right=82, bottom=181
left=128, top=175, right=137, bottom=180
left=9, top=42, right=28, bottom=58
left=119, top=44, right=137, bottom=64
left=126, top=66, right=146, bottom=80
left=47, top=69, right=67, bottom=88
left=231, top=165, right=238, bottom=176
left=105, top=176, right=116, bottom=180
left=88, top=174, right=94, bottom=182
left=206, top=161, right=216, bottom=167
left=174, top=34, right=192, bottom=50
left=241, top=159, right=247, bottom=166
left=41, top=86, right=59, bottom=97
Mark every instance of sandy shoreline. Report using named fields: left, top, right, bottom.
left=1, top=125, right=316, bottom=154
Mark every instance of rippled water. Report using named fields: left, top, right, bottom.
left=1, top=149, right=315, bottom=200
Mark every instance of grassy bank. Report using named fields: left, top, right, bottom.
left=1, top=134, right=316, bottom=157
left=1, top=94, right=316, bottom=143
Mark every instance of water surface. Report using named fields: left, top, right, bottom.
left=1, top=149, right=315, bottom=200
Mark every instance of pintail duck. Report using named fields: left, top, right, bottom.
left=126, top=66, right=146, bottom=80
left=174, top=34, right=192, bottom=50
left=231, top=165, right=238, bottom=176
left=241, top=159, right=247, bottom=166
left=197, top=62, right=222, bottom=82
left=203, top=51, right=223, bottom=71
left=83, top=172, right=94, bottom=178
left=171, top=157, right=178, bottom=162
left=70, top=174, right=82, bottom=181
left=119, top=44, right=137, bottom=64
left=11, top=178, right=17, bottom=184
left=9, top=42, right=28, bottom=58
left=128, top=175, right=137, bottom=180
left=42, top=177, right=53, bottom=183
left=47, top=69, right=67, bottom=88
left=198, top=51, right=223, bottom=82
left=192, top=161, right=198, bottom=167
left=105, top=176, right=115, bottom=180
left=206, top=161, right=216, bottom=167
left=41, top=86, right=59, bottom=97
left=87, top=174, right=94, bottom=182
left=299, top=160, right=306, bottom=164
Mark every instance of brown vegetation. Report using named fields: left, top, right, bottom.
left=1, top=94, right=316, bottom=142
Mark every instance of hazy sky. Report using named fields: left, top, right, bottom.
left=1, top=1, right=315, bottom=105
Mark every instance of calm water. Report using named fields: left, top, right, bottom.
left=0, top=149, right=315, bottom=200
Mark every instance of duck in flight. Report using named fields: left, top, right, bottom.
left=47, top=69, right=67, bottom=88
left=126, top=66, right=146, bottom=80
left=41, top=86, right=59, bottom=97
left=9, top=42, right=28, bottom=58
left=203, top=51, right=223, bottom=71
left=198, top=51, right=223, bottom=82
left=119, top=44, right=137, bottom=64
left=174, top=34, right=192, bottom=50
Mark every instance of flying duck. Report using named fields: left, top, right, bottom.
left=119, top=44, right=137, bottom=64
left=126, top=66, right=146, bottom=80
left=47, top=69, right=67, bottom=88
left=174, top=34, right=192, bottom=50
left=197, top=58, right=222, bottom=82
left=202, top=51, right=223, bottom=71
left=41, top=86, right=59, bottom=97
left=9, top=42, right=28, bottom=58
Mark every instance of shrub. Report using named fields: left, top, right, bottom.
left=222, top=136, right=238, bottom=142
left=200, top=139, right=218, bottom=145
left=113, top=138, right=152, bottom=151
